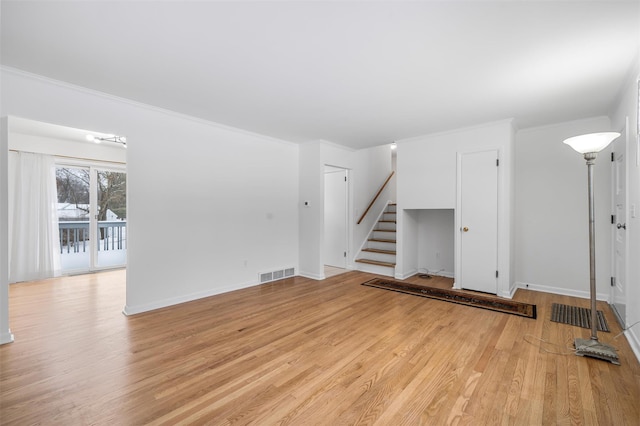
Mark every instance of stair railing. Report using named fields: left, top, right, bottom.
left=357, top=171, right=395, bottom=224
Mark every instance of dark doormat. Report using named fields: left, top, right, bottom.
left=362, top=278, right=536, bottom=319
left=550, top=303, right=610, bottom=332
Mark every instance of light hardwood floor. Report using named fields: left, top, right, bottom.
left=1, top=270, right=639, bottom=425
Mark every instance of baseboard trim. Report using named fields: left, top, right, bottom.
left=395, top=269, right=417, bottom=280
left=626, top=327, right=640, bottom=364
left=499, top=283, right=517, bottom=299
left=123, top=279, right=261, bottom=316
left=0, top=330, right=15, bottom=345
left=298, top=271, right=324, bottom=281
left=516, top=281, right=609, bottom=301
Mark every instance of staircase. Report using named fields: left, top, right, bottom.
left=355, top=203, right=396, bottom=276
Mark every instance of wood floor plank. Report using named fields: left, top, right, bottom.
left=1, top=269, right=639, bottom=425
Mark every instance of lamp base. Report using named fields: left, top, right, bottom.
left=574, top=338, right=620, bottom=365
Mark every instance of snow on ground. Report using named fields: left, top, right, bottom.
left=60, top=247, right=126, bottom=272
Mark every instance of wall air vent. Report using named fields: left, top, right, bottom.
left=260, top=272, right=273, bottom=283
left=259, top=267, right=296, bottom=284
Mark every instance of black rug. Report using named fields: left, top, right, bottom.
left=550, top=303, right=609, bottom=332
left=362, top=278, right=536, bottom=319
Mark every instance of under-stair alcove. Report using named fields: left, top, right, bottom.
left=401, top=208, right=455, bottom=279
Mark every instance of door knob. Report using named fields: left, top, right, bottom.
left=462, top=227, right=469, bottom=232
left=617, top=223, right=626, bottom=230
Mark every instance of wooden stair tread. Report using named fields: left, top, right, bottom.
left=357, top=201, right=398, bottom=271
left=362, top=248, right=396, bottom=255
left=368, top=238, right=396, bottom=243
left=355, top=259, right=396, bottom=267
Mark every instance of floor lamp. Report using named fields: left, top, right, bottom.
left=563, top=132, right=620, bottom=365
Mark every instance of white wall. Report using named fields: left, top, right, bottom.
left=397, top=120, right=513, bottom=208
left=400, top=209, right=419, bottom=276
left=298, top=141, right=323, bottom=278
left=609, top=60, right=640, bottom=358
left=515, top=116, right=612, bottom=300
left=0, top=68, right=300, bottom=317
left=418, top=209, right=454, bottom=277
left=395, top=120, right=514, bottom=295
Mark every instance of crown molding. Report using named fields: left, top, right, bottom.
left=1, top=66, right=298, bottom=148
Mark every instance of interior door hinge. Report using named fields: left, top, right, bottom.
left=345, top=176, right=347, bottom=182
left=496, top=270, right=499, bottom=278
left=496, top=159, right=499, bottom=166
left=611, top=276, right=616, bottom=287
left=344, top=251, right=347, bottom=258
left=611, top=152, right=615, bottom=162
left=612, top=214, right=616, bottom=224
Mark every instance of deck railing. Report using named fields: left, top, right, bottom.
left=59, top=220, right=127, bottom=254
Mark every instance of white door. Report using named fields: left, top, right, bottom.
left=459, top=150, right=498, bottom=294
left=324, top=169, right=347, bottom=268
left=611, top=123, right=628, bottom=327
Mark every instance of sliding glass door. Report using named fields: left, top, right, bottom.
left=56, top=165, right=126, bottom=273
left=95, top=169, right=127, bottom=268
left=57, top=166, right=91, bottom=272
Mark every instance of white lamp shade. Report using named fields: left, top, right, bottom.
left=563, top=132, right=620, bottom=154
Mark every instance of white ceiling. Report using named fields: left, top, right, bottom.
left=1, top=1, right=639, bottom=150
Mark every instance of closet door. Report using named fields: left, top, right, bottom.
left=459, top=150, right=498, bottom=294
left=324, top=169, right=347, bottom=268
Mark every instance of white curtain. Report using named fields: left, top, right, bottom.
left=9, top=152, right=61, bottom=282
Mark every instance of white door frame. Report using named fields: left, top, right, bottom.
left=454, top=146, right=511, bottom=297
left=322, top=165, right=351, bottom=273
left=610, top=118, right=630, bottom=327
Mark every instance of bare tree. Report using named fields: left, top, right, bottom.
left=97, top=171, right=126, bottom=221
left=56, top=168, right=90, bottom=216
left=56, top=168, right=126, bottom=220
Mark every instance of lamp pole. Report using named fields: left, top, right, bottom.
left=584, top=152, right=598, bottom=341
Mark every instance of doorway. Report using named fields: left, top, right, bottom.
left=3, top=117, right=127, bottom=348
left=324, top=166, right=348, bottom=274
left=56, top=165, right=127, bottom=274
left=7, top=117, right=127, bottom=278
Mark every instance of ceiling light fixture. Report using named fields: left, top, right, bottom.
left=86, top=134, right=127, bottom=148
